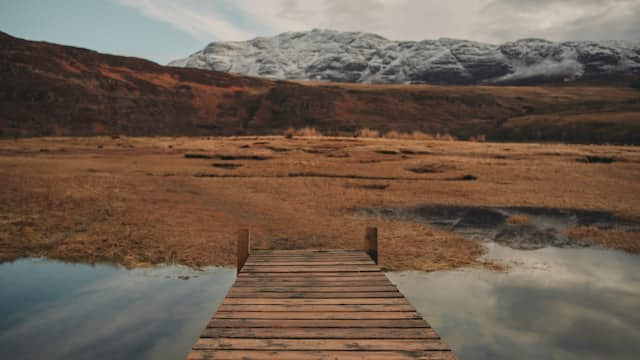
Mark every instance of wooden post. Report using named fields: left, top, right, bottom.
left=237, top=229, right=250, bottom=274
left=364, top=227, right=378, bottom=264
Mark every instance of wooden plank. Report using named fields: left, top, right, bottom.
left=200, top=327, right=439, bottom=339
left=247, top=258, right=372, bottom=263
left=248, top=253, right=371, bottom=257
left=233, top=280, right=393, bottom=287
left=244, top=261, right=375, bottom=266
left=248, top=253, right=372, bottom=258
left=192, top=338, right=450, bottom=351
left=244, top=263, right=378, bottom=266
left=252, top=249, right=363, bottom=254
left=208, top=319, right=429, bottom=328
left=235, top=278, right=389, bottom=283
left=213, top=311, right=421, bottom=320
left=238, top=272, right=386, bottom=277
left=244, top=264, right=380, bottom=273
left=246, top=259, right=372, bottom=264
left=225, top=292, right=402, bottom=298
left=188, top=350, right=456, bottom=360
left=229, top=285, right=398, bottom=292
left=242, top=266, right=380, bottom=273
left=216, top=304, right=417, bottom=312
left=221, top=298, right=412, bottom=305
left=251, top=251, right=368, bottom=259
left=249, top=253, right=371, bottom=258
left=238, top=273, right=387, bottom=279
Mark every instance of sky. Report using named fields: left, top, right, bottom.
left=1, top=0, right=639, bottom=64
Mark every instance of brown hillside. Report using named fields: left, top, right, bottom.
left=1, top=31, right=639, bottom=143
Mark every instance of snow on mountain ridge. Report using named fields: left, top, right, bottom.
left=169, top=29, right=640, bottom=84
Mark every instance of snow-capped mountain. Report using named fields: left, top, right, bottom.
left=169, top=29, right=640, bottom=84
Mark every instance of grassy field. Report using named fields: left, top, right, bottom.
left=1, top=135, right=639, bottom=271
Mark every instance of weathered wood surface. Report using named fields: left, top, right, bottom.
left=187, top=250, right=455, bottom=359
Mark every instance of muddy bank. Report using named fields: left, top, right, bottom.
left=360, top=205, right=640, bottom=251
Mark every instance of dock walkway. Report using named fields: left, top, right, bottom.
left=188, top=245, right=455, bottom=359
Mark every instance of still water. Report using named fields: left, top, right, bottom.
left=1, top=246, right=639, bottom=360
left=388, top=244, right=640, bottom=360
left=0, top=259, right=235, bottom=360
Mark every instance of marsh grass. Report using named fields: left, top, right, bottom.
left=1, top=136, right=638, bottom=271
left=506, top=214, right=530, bottom=225
left=567, top=226, right=640, bottom=253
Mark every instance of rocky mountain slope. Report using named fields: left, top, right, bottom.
left=170, top=29, right=640, bottom=84
left=2, top=31, right=639, bottom=143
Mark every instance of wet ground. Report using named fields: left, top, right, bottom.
left=362, top=205, right=640, bottom=250
left=388, top=243, right=640, bottom=360
left=0, top=259, right=235, bottom=360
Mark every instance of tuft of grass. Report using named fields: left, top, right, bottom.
left=506, top=214, right=529, bottom=225
left=384, top=130, right=427, bottom=140
left=284, top=127, right=323, bottom=138
left=284, top=127, right=295, bottom=139
left=411, top=131, right=436, bottom=140
left=434, top=133, right=456, bottom=141
left=295, top=127, right=322, bottom=137
left=567, top=226, right=640, bottom=253
left=469, top=134, right=487, bottom=142
left=384, top=130, right=455, bottom=141
left=355, top=128, right=380, bottom=138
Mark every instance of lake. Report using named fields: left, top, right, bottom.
left=0, top=259, right=235, bottom=360
left=1, top=245, right=639, bottom=359
left=388, top=243, right=640, bottom=360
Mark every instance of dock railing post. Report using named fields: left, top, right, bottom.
left=237, top=229, right=250, bottom=274
left=364, top=227, right=378, bottom=264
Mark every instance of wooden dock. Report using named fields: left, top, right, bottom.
left=188, top=229, right=455, bottom=359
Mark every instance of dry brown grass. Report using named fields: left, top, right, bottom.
left=285, top=127, right=324, bottom=138
left=284, top=127, right=295, bottom=139
left=566, top=226, right=640, bottom=254
left=294, top=127, right=323, bottom=137
left=383, top=130, right=456, bottom=141
left=384, top=130, right=431, bottom=140
left=355, top=128, right=381, bottom=138
left=1, top=136, right=638, bottom=271
left=469, top=134, right=487, bottom=142
left=434, top=133, right=457, bottom=141
left=506, top=214, right=530, bottom=225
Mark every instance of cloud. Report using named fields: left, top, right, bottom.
left=387, top=245, right=640, bottom=359
left=116, top=0, right=255, bottom=40
left=0, top=262, right=235, bottom=360
left=479, top=0, right=640, bottom=42
left=117, top=0, right=640, bottom=43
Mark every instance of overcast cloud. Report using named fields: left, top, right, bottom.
left=118, top=0, right=640, bottom=43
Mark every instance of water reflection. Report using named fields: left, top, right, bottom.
left=388, top=244, right=640, bottom=360
left=0, top=259, right=235, bottom=360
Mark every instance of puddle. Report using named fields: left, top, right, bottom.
left=361, top=205, right=640, bottom=250
left=0, top=259, right=235, bottom=360
left=387, top=244, right=640, bottom=360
